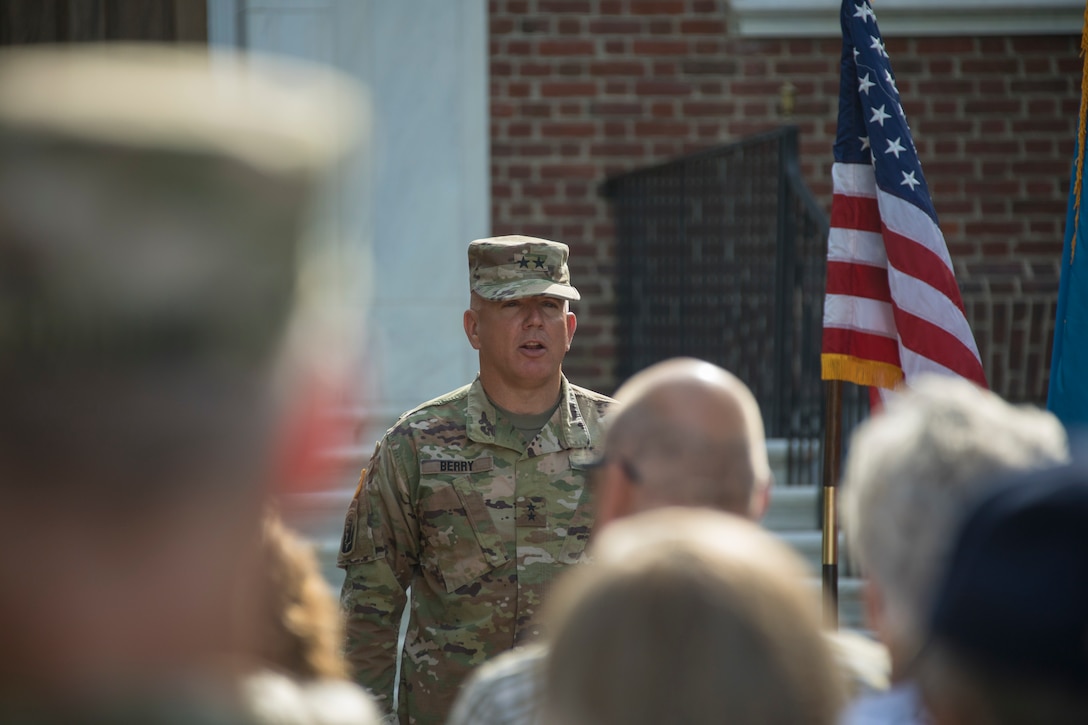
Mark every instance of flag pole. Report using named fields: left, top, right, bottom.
left=821, top=379, right=843, bottom=629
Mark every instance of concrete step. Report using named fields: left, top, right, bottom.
left=807, top=576, right=865, bottom=631
left=766, top=487, right=863, bottom=629
left=766, top=437, right=822, bottom=487
left=776, top=530, right=864, bottom=628
left=776, top=528, right=836, bottom=565
left=763, top=484, right=819, bottom=531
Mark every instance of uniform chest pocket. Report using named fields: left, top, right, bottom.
left=557, top=459, right=596, bottom=564
left=418, top=481, right=509, bottom=593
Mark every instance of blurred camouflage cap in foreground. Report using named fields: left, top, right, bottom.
left=0, top=43, right=363, bottom=374
left=468, top=234, right=580, bottom=301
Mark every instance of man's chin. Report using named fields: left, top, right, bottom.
left=510, top=361, right=563, bottom=385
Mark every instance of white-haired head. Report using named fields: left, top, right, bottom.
left=841, top=375, right=1068, bottom=666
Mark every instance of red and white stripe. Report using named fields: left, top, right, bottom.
left=822, top=162, right=987, bottom=389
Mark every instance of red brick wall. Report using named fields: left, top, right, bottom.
left=489, top=0, right=1081, bottom=403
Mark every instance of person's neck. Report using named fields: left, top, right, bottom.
left=478, top=374, right=563, bottom=415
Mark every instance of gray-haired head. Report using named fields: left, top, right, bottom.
left=841, top=375, right=1069, bottom=664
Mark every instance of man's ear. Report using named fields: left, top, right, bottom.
left=564, top=311, right=577, bottom=351
left=749, top=477, right=772, bottom=521
left=464, top=308, right=481, bottom=350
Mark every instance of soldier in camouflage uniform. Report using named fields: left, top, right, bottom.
left=338, top=235, right=614, bottom=725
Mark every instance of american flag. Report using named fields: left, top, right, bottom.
left=820, top=0, right=987, bottom=391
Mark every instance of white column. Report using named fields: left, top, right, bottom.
left=208, top=0, right=490, bottom=452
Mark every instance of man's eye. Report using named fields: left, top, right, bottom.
left=543, top=301, right=559, bottom=309
left=502, top=300, right=520, bottom=308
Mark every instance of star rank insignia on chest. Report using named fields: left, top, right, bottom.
left=516, top=497, right=547, bottom=527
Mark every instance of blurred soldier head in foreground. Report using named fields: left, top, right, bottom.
left=0, top=43, right=363, bottom=719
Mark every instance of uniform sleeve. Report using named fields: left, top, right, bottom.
left=338, top=434, right=420, bottom=712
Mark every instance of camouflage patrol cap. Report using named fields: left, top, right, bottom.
left=468, top=235, right=580, bottom=301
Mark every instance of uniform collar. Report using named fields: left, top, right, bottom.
left=466, top=374, right=591, bottom=453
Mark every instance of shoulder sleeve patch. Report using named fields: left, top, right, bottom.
left=337, top=467, right=381, bottom=566
left=340, top=504, right=359, bottom=556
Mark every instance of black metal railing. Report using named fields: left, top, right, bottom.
left=601, top=126, right=867, bottom=485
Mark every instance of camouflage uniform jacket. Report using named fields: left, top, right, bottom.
left=338, top=374, right=613, bottom=725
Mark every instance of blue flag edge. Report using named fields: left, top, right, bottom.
left=1047, top=140, right=1088, bottom=430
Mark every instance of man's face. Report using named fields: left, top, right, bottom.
left=464, top=294, right=577, bottom=392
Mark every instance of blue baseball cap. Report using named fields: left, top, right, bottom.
left=927, top=463, right=1088, bottom=688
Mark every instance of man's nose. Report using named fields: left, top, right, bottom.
left=523, top=302, right=544, bottom=325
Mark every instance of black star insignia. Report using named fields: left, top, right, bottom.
left=517, top=256, right=530, bottom=268
left=527, top=502, right=537, bottom=521
left=533, top=256, right=546, bottom=269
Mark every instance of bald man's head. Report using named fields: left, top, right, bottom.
left=595, top=358, right=771, bottom=526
